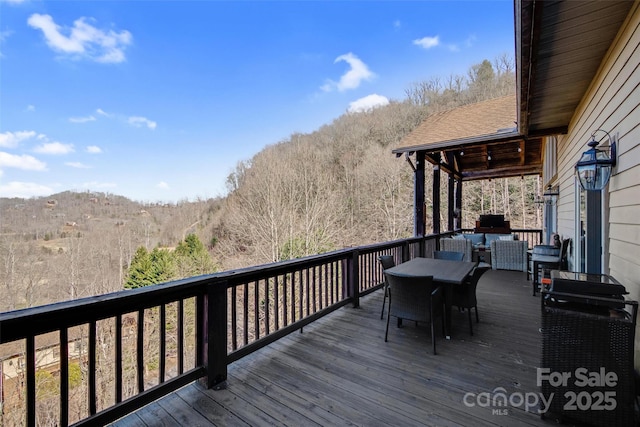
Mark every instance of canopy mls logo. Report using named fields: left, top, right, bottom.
left=462, top=367, right=619, bottom=415
left=462, top=387, right=551, bottom=415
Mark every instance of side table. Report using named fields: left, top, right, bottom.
left=472, top=246, right=491, bottom=267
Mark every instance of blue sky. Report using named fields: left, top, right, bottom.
left=0, top=0, right=515, bottom=203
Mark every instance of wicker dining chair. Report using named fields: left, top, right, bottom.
left=383, top=271, right=444, bottom=355
left=378, top=255, right=396, bottom=319
left=433, top=250, right=464, bottom=261
left=531, top=238, right=570, bottom=296
left=451, top=266, right=490, bottom=335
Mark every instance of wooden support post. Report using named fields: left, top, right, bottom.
left=456, top=178, right=463, bottom=230
left=448, top=173, right=455, bottom=231
left=433, top=162, right=441, bottom=236
left=414, top=151, right=426, bottom=237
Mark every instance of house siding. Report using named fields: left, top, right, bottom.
left=553, top=1, right=640, bottom=367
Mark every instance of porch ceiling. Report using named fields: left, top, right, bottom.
left=517, top=0, right=634, bottom=136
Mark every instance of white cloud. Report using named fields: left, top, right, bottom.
left=2, top=0, right=29, bottom=4
left=33, top=141, right=74, bottom=155
left=86, top=145, right=102, bottom=154
left=0, top=29, right=12, bottom=41
left=0, top=152, right=47, bottom=170
left=157, top=181, right=170, bottom=190
left=27, top=14, right=132, bottom=63
left=413, top=36, right=440, bottom=49
left=321, top=53, right=375, bottom=92
left=96, top=108, right=112, bottom=117
left=0, top=29, right=13, bottom=59
left=66, top=162, right=91, bottom=169
left=25, top=105, right=36, bottom=112
left=95, top=108, right=156, bottom=130
left=393, top=20, right=401, bottom=29
left=347, top=94, right=390, bottom=113
left=465, top=34, right=477, bottom=48
left=69, top=115, right=96, bottom=123
left=0, top=181, right=54, bottom=199
left=128, top=116, right=157, bottom=130
left=0, top=130, right=37, bottom=148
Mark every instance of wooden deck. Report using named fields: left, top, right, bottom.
left=112, top=270, right=558, bottom=426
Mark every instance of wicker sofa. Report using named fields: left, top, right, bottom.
left=490, top=240, right=528, bottom=272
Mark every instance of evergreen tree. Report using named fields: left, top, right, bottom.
left=149, top=247, right=176, bottom=283
left=174, top=233, right=217, bottom=277
left=125, top=246, right=176, bottom=289
left=125, top=247, right=154, bottom=289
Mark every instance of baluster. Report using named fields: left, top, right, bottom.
left=253, top=281, right=259, bottom=340
left=243, top=283, right=249, bottom=346
left=231, top=286, right=237, bottom=350
left=159, top=304, right=166, bottom=384
left=27, top=335, right=35, bottom=427
left=283, top=273, right=288, bottom=327
left=264, top=279, right=270, bottom=335
left=115, top=315, right=122, bottom=403
left=60, top=328, right=69, bottom=427
left=89, top=320, right=97, bottom=415
left=177, top=300, right=184, bottom=375
left=137, top=309, right=144, bottom=393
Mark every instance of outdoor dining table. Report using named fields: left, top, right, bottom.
left=386, top=257, right=477, bottom=339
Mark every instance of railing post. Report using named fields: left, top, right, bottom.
left=347, top=250, right=360, bottom=308
left=200, top=280, right=228, bottom=389
left=402, top=241, right=410, bottom=262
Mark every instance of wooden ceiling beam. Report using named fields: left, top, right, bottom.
left=462, top=164, right=542, bottom=181
left=423, top=151, right=463, bottom=179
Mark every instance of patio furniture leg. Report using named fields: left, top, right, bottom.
left=533, top=260, right=540, bottom=296
left=430, top=299, right=437, bottom=355
left=384, top=294, right=391, bottom=342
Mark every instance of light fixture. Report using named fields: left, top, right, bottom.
left=487, top=151, right=492, bottom=161
left=543, top=185, right=559, bottom=197
left=535, top=185, right=559, bottom=206
left=460, top=150, right=464, bottom=156
left=575, top=129, right=617, bottom=191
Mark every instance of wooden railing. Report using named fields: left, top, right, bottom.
left=512, top=228, right=544, bottom=248
left=0, top=230, right=533, bottom=426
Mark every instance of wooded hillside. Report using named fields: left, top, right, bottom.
left=0, top=57, right=543, bottom=311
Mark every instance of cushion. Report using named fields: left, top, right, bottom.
left=464, top=233, right=485, bottom=246
left=452, top=234, right=465, bottom=240
left=484, top=233, right=512, bottom=245
left=499, top=235, right=514, bottom=241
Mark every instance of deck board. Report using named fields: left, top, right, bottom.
left=112, top=270, right=559, bottom=426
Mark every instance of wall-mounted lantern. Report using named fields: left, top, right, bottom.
left=575, top=129, right=617, bottom=191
